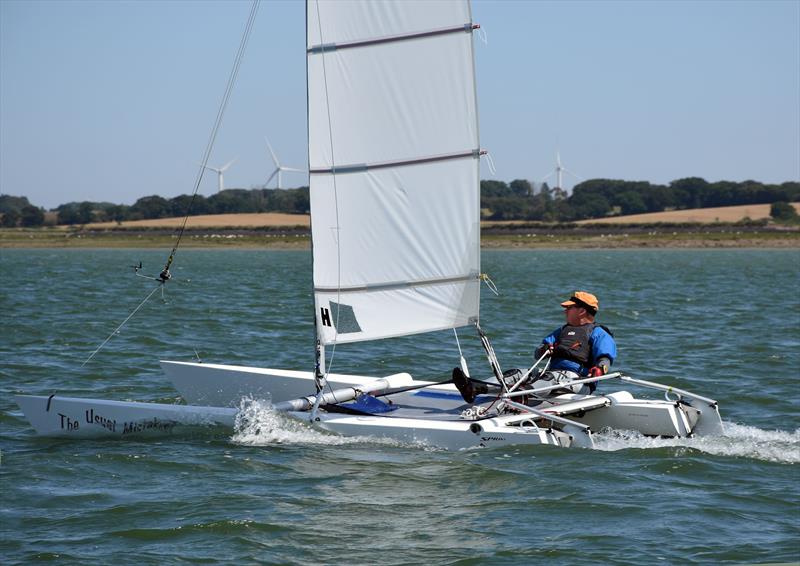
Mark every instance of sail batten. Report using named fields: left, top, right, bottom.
left=310, top=149, right=482, bottom=175
left=315, top=272, right=480, bottom=294
left=308, top=0, right=481, bottom=346
left=307, top=22, right=477, bottom=54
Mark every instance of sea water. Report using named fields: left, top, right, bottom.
left=1, top=249, right=798, bottom=564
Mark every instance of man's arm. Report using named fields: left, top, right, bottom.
left=589, top=328, right=617, bottom=375
left=535, top=328, right=561, bottom=358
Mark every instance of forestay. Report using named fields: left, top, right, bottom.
left=307, top=0, right=482, bottom=345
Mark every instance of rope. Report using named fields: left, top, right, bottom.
left=480, top=273, right=499, bottom=295
left=81, top=285, right=161, bottom=367
left=159, top=0, right=260, bottom=281
left=476, top=323, right=504, bottom=385
left=453, top=328, right=471, bottom=377
left=483, top=151, right=496, bottom=176
left=477, top=25, right=488, bottom=46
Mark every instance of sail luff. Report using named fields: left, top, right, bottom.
left=308, top=0, right=344, bottom=350
left=307, top=0, right=481, bottom=346
left=466, top=0, right=483, bottom=328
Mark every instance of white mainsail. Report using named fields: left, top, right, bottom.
left=307, top=0, right=482, bottom=345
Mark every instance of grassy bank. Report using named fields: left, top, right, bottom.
left=2, top=224, right=799, bottom=249
left=481, top=230, right=800, bottom=248
left=0, top=227, right=309, bottom=249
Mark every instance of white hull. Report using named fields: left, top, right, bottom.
left=13, top=393, right=583, bottom=449
left=303, top=411, right=590, bottom=449
left=14, top=362, right=722, bottom=449
left=14, top=394, right=236, bottom=438
left=162, top=361, right=723, bottom=439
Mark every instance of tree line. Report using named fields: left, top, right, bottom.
left=1, top=177, right=798, bottom=227
left=0, top=195, right=46, bottom=227
left=481, top=178, right=800, bottom=222
left=0, top=187, right=310, bottom=227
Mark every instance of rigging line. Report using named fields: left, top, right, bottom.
left=80, top=285, right=162, bottom=367
left=80, top=3, right=258, bottom=369
left=453, top=329, right=464, bottom=359
left=159, top=0, right=260, bottom=280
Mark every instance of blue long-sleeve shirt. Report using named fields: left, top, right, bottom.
left=541, top=324, right=617, bottom=376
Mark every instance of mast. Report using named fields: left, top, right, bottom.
left=306, top=0, right=326, bottom=391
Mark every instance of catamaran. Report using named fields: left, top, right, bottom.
left=15, top=0, right=722, bottom=449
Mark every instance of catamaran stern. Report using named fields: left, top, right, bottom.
left=295, top=411, right=593, bottom=450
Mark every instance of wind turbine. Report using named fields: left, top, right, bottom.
left=541, top=151, right=582, bottom=195
left=264, top=136, right=305, bottom=189
left=201, top=158, right=237, bottom=193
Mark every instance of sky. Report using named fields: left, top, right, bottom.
left=1, top=0, right=798, bottom=210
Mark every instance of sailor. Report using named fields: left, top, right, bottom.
left=532, top=291, right=617, bottom=395
left=451, top=290, right=617, bottom=404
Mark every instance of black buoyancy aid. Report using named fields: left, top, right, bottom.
left=552, top=323, right=597, bottom=366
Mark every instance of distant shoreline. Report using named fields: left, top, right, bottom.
left=2, top=226, right=798, bottom=249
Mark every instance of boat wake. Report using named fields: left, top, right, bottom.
left=230, top=398, right=407, bottom=448
left=230, top=398, right=798, bottom=461
left=594, top=421, right=800, bottom=464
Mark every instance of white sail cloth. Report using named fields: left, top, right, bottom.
left=307, top=0, right=481, bottom=345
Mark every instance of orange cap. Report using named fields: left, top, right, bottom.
left=560, top=291, right=599, bottom=313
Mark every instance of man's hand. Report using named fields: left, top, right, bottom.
left=588, top=366, right=605, bottom=377
left=536, top=343, right=555, bottom=358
